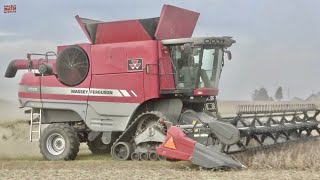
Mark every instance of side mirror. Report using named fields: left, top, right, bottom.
left=225, top=50, right=232, bottom=60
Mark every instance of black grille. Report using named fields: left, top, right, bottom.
left=56, top=46, right=89, bottom=86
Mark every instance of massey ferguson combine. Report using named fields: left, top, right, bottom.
left=4, top=5, right=320, bottom=169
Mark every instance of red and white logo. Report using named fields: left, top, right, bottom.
left=128, top=59, right=143, bottom=71
left=4, top=5, right=16, bottom=13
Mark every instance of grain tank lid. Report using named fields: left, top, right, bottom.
left=94, top=18, right=158, bottom=44
left=155, top=4, right=200, bottom=40
left=76, top=15, right=158, bottom=44
left=75, top=15, right=102, bottom=44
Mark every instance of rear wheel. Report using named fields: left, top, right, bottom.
left=39, top=123, right=80, bottom=160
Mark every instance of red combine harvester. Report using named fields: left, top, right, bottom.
left=5, top=5, right=320, bottom=169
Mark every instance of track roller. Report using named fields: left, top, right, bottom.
left=148, top=152, right=158, bottom=161
left=139, top=152, right=149, bottom=161
left=111, top=142, right=133, bottom=161
left=131, top=152, right=140, bottom=161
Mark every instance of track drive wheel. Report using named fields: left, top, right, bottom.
left=87, top=134, right=112, bottom=154
left=39, top=123, right=80, bottom=160
left=111, top=142, right=133, bottom=161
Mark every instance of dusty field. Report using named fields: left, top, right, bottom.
left=1, top=101, right=320, bottom=179
left=1, top=158, right=320, bottom=180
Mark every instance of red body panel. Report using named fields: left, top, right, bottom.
left=89, top=40, right=160, bottom=102
left=90, top=41, right=158, bottom=74
left=19, top=72, right=41, bottom=86
left=19, top=72, right=41, bottom=99
left=95, top=20, right=152, bottom=44
left=155, top=5, right=199, bottom=40
left=157, top=126, right=196, bottom=160
left=19, top=92, right=41, bottom=99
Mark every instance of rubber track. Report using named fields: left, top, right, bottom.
left=111, top=111, right=166, bottom=150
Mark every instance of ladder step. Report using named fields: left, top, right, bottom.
left=30, top=108, right=42, bottom=142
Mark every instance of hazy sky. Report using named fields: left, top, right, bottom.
left=0, top=0, right=319, bottom=101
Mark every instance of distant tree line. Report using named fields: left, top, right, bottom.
left=252, top=86, right=283, bottom=101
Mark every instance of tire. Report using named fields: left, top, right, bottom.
left=87, top=134, right=112, bottom=154
left=39, top=123, right=80, bottom=160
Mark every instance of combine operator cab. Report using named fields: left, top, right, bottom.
left=160, top=37, right=235, bottom=114
left=164, top=38, right=234, bottom=90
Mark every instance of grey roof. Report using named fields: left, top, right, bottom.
left=161, top=36, right=236, bottom=48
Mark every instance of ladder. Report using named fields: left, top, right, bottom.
left=29, top=108, right=42, bottom=142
